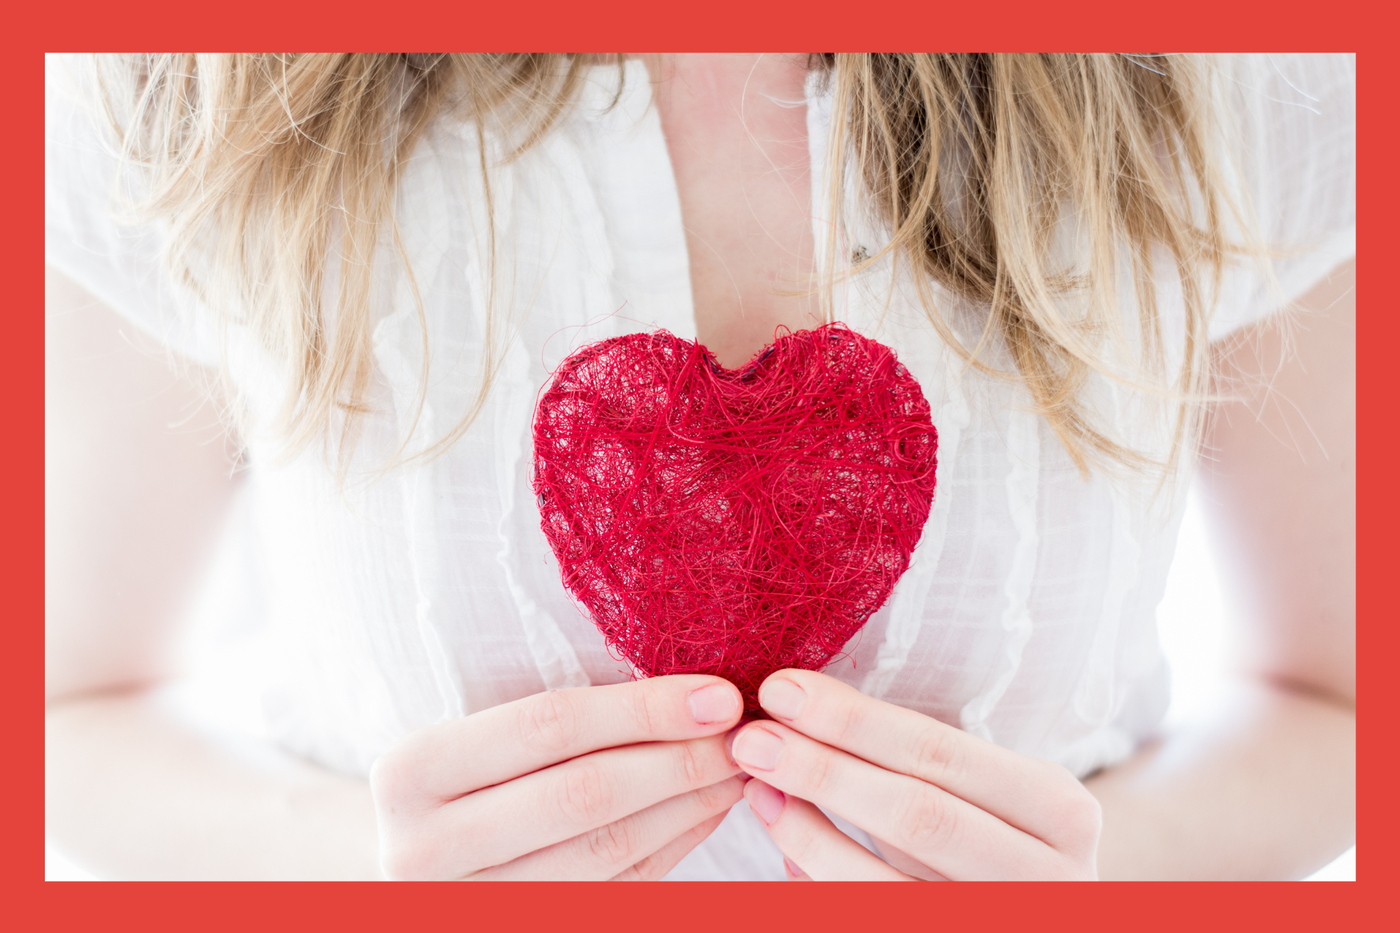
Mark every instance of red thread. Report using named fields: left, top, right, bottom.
left=532, top=324, right=938, bottom=711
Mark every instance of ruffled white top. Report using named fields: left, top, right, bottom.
left=45, top=54, right=1355, bottom=880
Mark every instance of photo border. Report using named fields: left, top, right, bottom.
left=18, top=2, right=1386, bottom=928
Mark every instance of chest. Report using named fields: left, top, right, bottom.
left=646, top=54, right=820, bottom=369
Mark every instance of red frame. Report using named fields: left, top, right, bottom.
left=16, top=2, right=1387, bottom=929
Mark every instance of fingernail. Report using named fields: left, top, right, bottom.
left=747, top=780, right=786, bottom=824
left=784, top=856, right=804, bottom=877
left=732, top=726, right=784, bottom=771
left=760, top=677, right=807, bottom=721
left=688, top=684, right=740, bottom=725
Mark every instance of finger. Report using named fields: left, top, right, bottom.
left=610, top=810, right=731, bottom=881
left=732, top=720, right=1066, bottom=880
left=476, top=776, right=745, bottom=881
left=757, top=669, right=1092, bottom=845
left=743, top=779, right=911, bottom=882
left=440, top=733, right=742, bottom=872
left=866, top=834, right=948, bottom=881
left=381, top=675, right=743, bottom=801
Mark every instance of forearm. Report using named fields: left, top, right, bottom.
left=45, top=687, right=382, bottom=880
left=1086, top=677, right=1354, bottom=880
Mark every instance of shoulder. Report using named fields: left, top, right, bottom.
left=1210, top=54, right=1355, bottom=343
left=1219, top=53, right=1353, bottom=196
left=45, top=55, right=223, bottom=368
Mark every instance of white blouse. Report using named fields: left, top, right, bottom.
left=45, top=54, right=1355, bottom=880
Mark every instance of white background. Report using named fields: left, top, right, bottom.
left=45, top=488, right=1355, bottom=880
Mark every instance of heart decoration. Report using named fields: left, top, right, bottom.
left=532, top=324, right=938, bottom=710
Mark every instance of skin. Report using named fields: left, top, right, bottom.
left=45, top=54, right=1354, bottom=879
left=646, top=53, right=821, bottom=369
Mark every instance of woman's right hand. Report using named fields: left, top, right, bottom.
left=370, top=675, right=746, bottom=880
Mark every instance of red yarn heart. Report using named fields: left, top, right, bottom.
left=533, top=324, right=938, bottom=710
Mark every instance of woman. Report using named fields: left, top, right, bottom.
left=45, top=53, right=1355, bottom=880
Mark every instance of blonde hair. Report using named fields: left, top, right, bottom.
left=102, top=52, right=1248, bottom=477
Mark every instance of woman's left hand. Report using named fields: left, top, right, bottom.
left=730, top=670, right=1101, bottom=880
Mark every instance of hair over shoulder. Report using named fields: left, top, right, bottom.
left=99, top=52, right=1254, bottom=478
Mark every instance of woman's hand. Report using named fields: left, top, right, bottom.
left=371, top=675, right=746, bottom=880
left=732, top=670, right=1101, bottom=881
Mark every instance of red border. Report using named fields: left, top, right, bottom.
left=19, top=1, right=1390, bottom=930
left=18, top=1, right=1370, bottom=53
